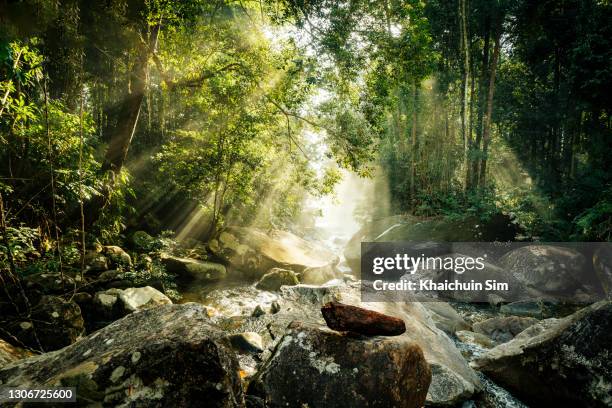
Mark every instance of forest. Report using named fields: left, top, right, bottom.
left=0, top=0, right=611, bottom=407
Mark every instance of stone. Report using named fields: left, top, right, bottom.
left=0, top=304, right=244, bottom=406
left=472, top=301, right=612, bottom=407
left=209, top=226, right=338, bottom=278
left=93, top=286, right=172, bottom=324
left=423, top=302, right=471, bottom=335
left=161, top=255, right=227, bottom=282
left=102, top=245, right=132, bottom=267
left=131, top=230, right=156, bottom=251
left=455, top=330, right=496, bottom=348
left=321, top=301, right=406, bottom=336
left=23, top=272, right=75, bottom=294
left=9, top=296, right=85, bottom=352
left=205, top=281, right=481, bottom=406
left=473, top=316, right=538, bottom=344
left=248, top=322, right=431, bottom=408
left=300, top=264, right=341, bottom=285
left=344, top=214, right=520, bottom=276
left=255, top=268, right=299, bottom=291
left=84, top=249, right=108, bottom=273
left=499, top=245, right=587, bottom=294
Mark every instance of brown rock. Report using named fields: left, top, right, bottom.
left=321, top=301, right=406, bottom=336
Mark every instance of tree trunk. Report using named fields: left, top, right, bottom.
left=478, top=22, right=502, bottom=188
left=102, top=25, right=159, bottom=174
left=410, top=80, right=418, bottom=211
left=459, top=0, right=471, bottom=191
left=470, top=16, right=491, bottom=190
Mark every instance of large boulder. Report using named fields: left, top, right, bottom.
left=249, top=322, right=431, bottom=408
left=498, top=245, right=587, bottom=294
left=344, top=214, right=520, bottom=276
left=161, top=255, right=227, bottom=282
left=206, top=282, right=481, bottom=406
left=209, top=227, right=337, bottom=278
left=472, top=301, right=612, bottom=407
left=0, top=304, right=244, bottom=407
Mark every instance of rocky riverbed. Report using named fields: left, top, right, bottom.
left=1, top=221, right=611, bottom=407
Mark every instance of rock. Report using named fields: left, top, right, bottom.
left=499, top=245, right=587, bottom=294
left=251, top=305, right=266, bottom=318
left=102, top=245, right=132, bottom=267
left=248, top=322, right=431, bottom=408
left=229, top=332, right=264, bottom=353
left=500, top=300, right=549, bottom=318
left=472, top=301, right=612, bottom=407
left=24, top=272, right=75, bottom=294
left=0, top=340, right=32, bottom=369
left=270, top=301, right=281, bottom=314
left=84, top=249, right=108, bottom=273
left=0, top=304, right=244, bottom=406
left=593, top=244, right=612, bottom=297
left=321, top=301, right=406, bottom=336
left=455, top=330, right=496, bottom=348
left=131, top=230, right=156, bottom=251
left=473, top=316, right=538, bottom=344
left=11, top=296, right=85, bottom=352
left=205, top=282, right=481, bottom=406
left=93, top=287, right=172, bottom=324
left=344, top=214, right=520, bottom=275
left=119, top=286, right=172, bottom=312
left=255, top=268, right=299, bottom=291
left=209, top=226, right=337, bottom=278
left=301, top=264, right=341, bottom=285
left=161, top=255, right=227, bottom=282
left=423, top=302, right=471, bottom=335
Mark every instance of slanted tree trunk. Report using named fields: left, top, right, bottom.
left=102, top=25, right=159, bottom=174
left=478, top=22, right=502, bottom=188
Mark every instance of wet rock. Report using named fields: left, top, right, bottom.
left=204, top=282, right=481, bottom=406
left=473, top=316, right=538, bottom=344
left=321, top=301, right=406, bottom=336
left=102, top=245, right=132, bottom=268
left=229, top=332, right=264, bottom=353
left=0, top=340, right=32, bottom=369
left=0, top=304, right=244, bottom=407
left=209, top=226, right=337, bottom=278
left=472, top=301, right=612, bottom=407
left=499, top=245, right=587, bottom=294
left=301, top=264, right=341, bottom=285
left=161, top=255, right=227, bottom=282
left=423, top=302, right=471, bottom=335
left=248, top=322, right=431, bottom=408
left=255, top=268, right=299, bottom=291
left=455, top=330, right=496, bottom=348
